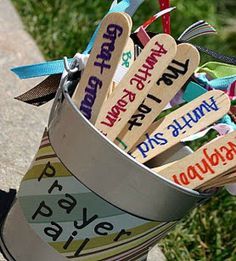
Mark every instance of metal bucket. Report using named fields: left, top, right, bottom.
left=0, top=75, right=212, bottom=260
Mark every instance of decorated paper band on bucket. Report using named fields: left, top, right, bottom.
left=17, top=131, right=175, bottom=260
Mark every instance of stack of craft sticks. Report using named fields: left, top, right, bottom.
left=71, top=12, right=236, bottom=192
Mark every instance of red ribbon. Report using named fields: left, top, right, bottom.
left=158, top=0, right=171, bottom=34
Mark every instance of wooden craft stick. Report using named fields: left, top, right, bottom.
left=106, top=12, right=133, bottom=100
left=152, top=131, right=236, bottom=190
left=72, top=12, right=132, bottom=124
left=199, top=177, right=236, bottom=190
left=106, top=82, right=115, bottom=100
left=95, top=33, right=177, bottom=140
left=131, top=90, right=231, bottom=163
left=113, top=37, right=135, bottom=85
left=106, top=37, right=134, bottom=100
left=220, top=168, right=236, bottom=180
left=198, top=167, right=236, bottom=190
left=198, top=177, right=236, bottom=191
left=145, top=143, right=193, bottom=168
left=210, top=166, right=236, bottom=180
left=123, top=12, right=133, bottom=27
left=153, top=161, right=176, bottom=171
left=116, top=43, right=200, bottom=151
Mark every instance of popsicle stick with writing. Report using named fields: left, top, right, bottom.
left=107, top=12, right=134, bottom=99
left=152, top=131, right=236, bottom=190
left=72, top=12, right=132, bottom=124
left=113, top=12, right=134, bottom=93
left=106, top=37, right=134, bottom=100
left=95, top=33, right=177, bottom=140
left=113, top=37, right=135, bottom=85
left=131, top=90, right=231, bottom=163
left=107, top=14, right=133, bottom=99
left=159, top=161, right=236, bottom=181
left=115, top=43, right=200, bottom=151
left=153, top=148, right=236, bottom=189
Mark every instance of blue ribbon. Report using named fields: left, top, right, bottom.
left=11, top=0, right=144, bottom=79
left=11, top=58, right=73, bottom=79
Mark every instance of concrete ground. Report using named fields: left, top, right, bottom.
left=0, top=0, right=50, bottom=192
left=0, top=0, right=166, bottom=260
left=0, top=1, right=50, bottom=260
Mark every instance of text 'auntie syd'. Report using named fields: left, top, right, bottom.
left=135, top=96, right=220, bottom=159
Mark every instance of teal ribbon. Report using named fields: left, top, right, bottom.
left=197, top=73, right=236, bottom=90
left=11, top=0, right=144, bottom=79
left=11, top=58, right=73, bottom=79
left=183, top=81, right=206, bottom=102
left=219, top=114, right=236, bottom=130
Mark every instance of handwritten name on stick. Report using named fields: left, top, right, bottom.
left=132, top=90, right=231, bottom=163
left=116, top=43, right=200, bottom=151
left=153, top=131, right=236, bottom=189
left=72, top=12, right=131, bottom=124
left=95, top=34, right=177, bottom=140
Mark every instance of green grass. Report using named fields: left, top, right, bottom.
left=12, top=0, right=235, bottom=60
left=160, top=190, right=236, bottom=261
left=12, top=0, right=236, bottom=260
